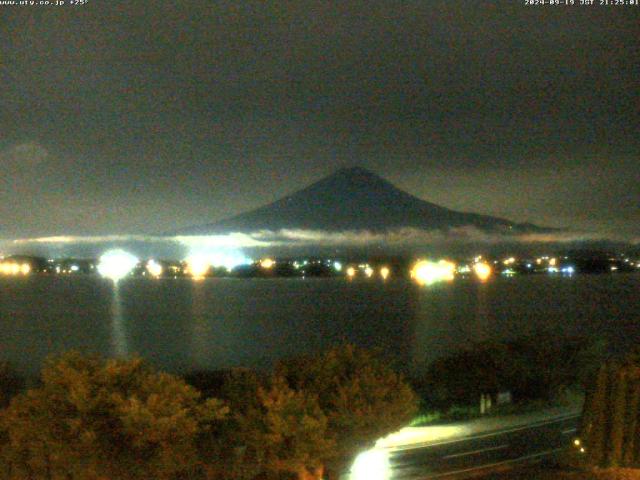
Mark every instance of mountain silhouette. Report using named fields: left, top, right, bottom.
left=174, top=167, right=548, bottom=235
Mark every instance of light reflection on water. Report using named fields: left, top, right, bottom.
left=0, top=274, right=638, bottom=376
left=190, top=280, right=209, bottom=367
left=474, top=282, right=490, bottom=338
left=110, top=282, right=128, bottom=357
left=189, top=280, right=238, bottom=370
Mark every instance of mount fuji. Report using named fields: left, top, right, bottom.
left=174, top=167, right=548, bottom=235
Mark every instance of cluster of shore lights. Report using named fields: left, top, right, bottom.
left=186, top=252, right=253, bottom=279
left=345, top=264, right=391, bottom=280
left=411, top=257, right=494, bottom=285
left=410, top=260, right=456, bottom=286
left=260, top=258, right=275, bottom=269
left=0, top=261, right=31, bottom=275
left=89, top=250, right=497, bottom=284
left=97, top=250, right=139, bottom=282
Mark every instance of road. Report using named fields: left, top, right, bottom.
left=348, top=413, right=581, bottom=479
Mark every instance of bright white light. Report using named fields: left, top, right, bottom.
left=97, top=250, right=138, bottom=281
left=411, top=260, right=455, bottom=286
left=0, top=262, right=31, bottom=275
left=186, top=250, right=251, bottom=274
left=186, top=255, right=211, bottom=278
left=376, top=425, right=468, bottom=449
left=561, top=266, right=575, bottom=275
left=70, top=265, right=79, bottom=272
left=146, top=259, right=163, bottom=277
left=347, top=266, right=356, bottom=278
left=349, top=449, right=390, bottom=480
left=334, top=261, right=343, bottom=272
left=209, top=251, right=250, bottom=271
left=364, top=266, right=374, bottom=278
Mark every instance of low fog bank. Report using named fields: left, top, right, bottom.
left=1, top=227, right=638, bottom=261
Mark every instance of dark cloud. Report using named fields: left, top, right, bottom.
left=1, top=1, right=638, bottom=239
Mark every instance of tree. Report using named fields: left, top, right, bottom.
left=194, top=369, right=333, bottom=480
left=581, top=362, right=610, bottom=465
left=277, top=345, right=419, bottom=478
left=623, top=383, right=640, bottom=466
left=237, top=376, right=333, bottom=480
left=581, top=355, right=640, bottom=468
left=0, top=351, right=227, bottom=480
left=609, top=367, right=629, bottom=466
left=420, top=334, right=607, bottom=409
left=0, top=362, right=24, bottom=409
left=194, top=368, right=267, bottom=480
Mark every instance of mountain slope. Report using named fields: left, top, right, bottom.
left=174, top=167, right=547, bottom=235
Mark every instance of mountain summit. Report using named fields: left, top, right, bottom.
left=175, top=167, right=546, bottom=235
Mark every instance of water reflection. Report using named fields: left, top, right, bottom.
left=190, top=279, right=242, bottom=370
left=110, top=282, right=128, bottom=357
left=0, top=275, right=638, bottom=377
left=190, top=280, right=210, bottom=367
left=410, top=278, right=500, bottom=371
left=473, top=281, right=491, bottom=343
left=410, top=282, right=458, bottom=370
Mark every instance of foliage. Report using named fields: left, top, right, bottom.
left=237, top=376, right=333, bottom=479
left=0, top=351, right=227, bottom=480
left=418, top=333, right=606, bottom=409
left=194, top=368, right=332, bottom=480
left=277, top=345, right=419, bottom=477
left=0, top=362, right=24, bottom=409
left=201, top=346, right=418, bottom=479
left=581, top=353, right=640, bottom=468
left=191, top=368, right=266, bottom=480
left=0, top=346, right=417, bottom=480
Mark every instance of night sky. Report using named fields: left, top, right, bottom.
left=2, top=1, right=638, bottom=241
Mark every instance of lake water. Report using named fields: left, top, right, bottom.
left=0, top=274, right=638, bottom=377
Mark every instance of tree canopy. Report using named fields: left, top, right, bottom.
left=277, top=345, right=419, bottom=477
left=0, top=351, right=227, bottom=480
left=0, top=346, right=417, bottom=480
